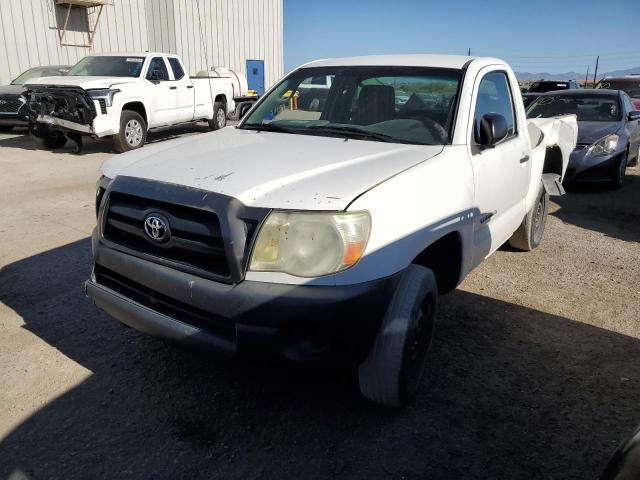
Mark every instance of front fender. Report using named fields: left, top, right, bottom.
left=525, top=115, right=577, bottom=210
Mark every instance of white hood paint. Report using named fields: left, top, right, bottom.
left=27, top=76, right=136, bottom=90
left=101, top=127, right=443, bottom=210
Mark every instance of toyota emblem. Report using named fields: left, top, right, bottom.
left=144, top=214, right=170, bottom=242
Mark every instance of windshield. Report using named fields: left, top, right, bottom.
left=526, top=94, right=621, bottom=122
left=67, top=56, right=145, bottom=77
left=12, top=67, right=67, bottom=85
left=240, top=66, right=462, bottom=145
left=527, top=81, right=570, bottom=93
left=596, top=80, right=640, bottom=98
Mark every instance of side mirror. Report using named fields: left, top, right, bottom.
left=147, top=70, right=163, bottom=83
left=477, top=113, right=508, bottom=148
left=628, top=111, right=640, bottom=121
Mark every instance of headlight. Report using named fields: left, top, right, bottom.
left=249, top=211, right=371, bottom=277
left=87, top=88, right=120, bottom=107
left=588, top=134, right=619, bottom=156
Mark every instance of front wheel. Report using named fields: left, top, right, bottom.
left=29, top=123, right=67, bottom=149
left=113, top=111, right=147, bottom=153
left=508, top=182, right=549, bottom=251
left=208, top=102, right=227, bottom=130
left=358, top=265, right=437, bottom=407
left=610, top=149, right=628, bottom=190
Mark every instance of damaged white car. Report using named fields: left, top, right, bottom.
left=85, top=54, right=577, bottom=407
left=25, top=52, right=256, bottom=153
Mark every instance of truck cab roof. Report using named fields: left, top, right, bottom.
left=300, top=54, right=506, bottom=71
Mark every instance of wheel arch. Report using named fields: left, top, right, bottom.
left=411, top=231, right=463, bottom=294
left=214, top=94, right=227, bottom=108
left=121, top=101, right=148, bottom=128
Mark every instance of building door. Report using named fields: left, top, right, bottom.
left=246, top=60, right=265, bottom=95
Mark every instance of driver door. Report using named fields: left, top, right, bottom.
left=145, top=57, right=179, bottom=127
left=469, top=68, right=530, bottom=259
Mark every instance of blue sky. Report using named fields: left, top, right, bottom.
left=283, top=0, right=640, bottom=75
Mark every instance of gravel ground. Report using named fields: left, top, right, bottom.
left=1, top=127, right=639, bottom=480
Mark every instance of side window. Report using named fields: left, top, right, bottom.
left=146, top=57, right=169, bottom=81
left=168, top=57, right=185, bottom=80
left=473, top=71, right=517, bottom=143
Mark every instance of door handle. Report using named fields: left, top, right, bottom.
left=186, top=85, right=193, bottom=89
left=169, top=86, right=177, bottom=90
left=520, top=154, right=530, bottom=163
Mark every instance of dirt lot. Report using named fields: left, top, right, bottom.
left=1, top=127, right=639, bottom=480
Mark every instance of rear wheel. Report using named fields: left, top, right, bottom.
left=208, top=102, right=227, bottom=130
left=358, top=265, right=437, bottom=407
left=508, top=182, right=549, bottom=251
left=113, top=110, right=147, bottom=153
left=29, top=123, right=67, bottom=149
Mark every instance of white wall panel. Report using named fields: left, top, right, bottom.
left=0, top=0, right=283, bottom=88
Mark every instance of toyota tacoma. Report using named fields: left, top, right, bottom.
left=85, top=54, right=577, bottom=407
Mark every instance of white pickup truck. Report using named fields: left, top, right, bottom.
left=85, top=54, right=577, bottom=407
left=25, top=52, right=256, bottom=152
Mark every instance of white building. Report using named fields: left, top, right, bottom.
left=0, top=0, right=284, bottom=93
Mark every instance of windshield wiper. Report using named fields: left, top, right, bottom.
left=241, top=123, right=297, bottom=133
left=306, top=125, right=397, bottom=142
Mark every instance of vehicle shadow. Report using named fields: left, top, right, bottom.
left=1, top=238, right=639, bottom=479
left=0, top=124, right=215, bottom=155
left=552, top=170, right=640, bottom=243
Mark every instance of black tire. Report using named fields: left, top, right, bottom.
left=29, top=123, right=67, bottom=149
left=508, top=182, right=549, bottom=251
left=0, top=125, right=13, bottom=132
left=208, top=102, right=227, bottom=130
left=113, top=110, right=147, bottom=153
left=610, top=149, right=628, bottom=190
left=229, top=101, right=255, bottom=121
left=358, top=264, right=437, bottom=407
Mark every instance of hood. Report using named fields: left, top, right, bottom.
left=26, top=76, right=135, bottom=90
left=102, top=127, right=443, bottom=210
left=577, top=121, right=621, bottom=145
left=0, top=84, right=26, bottom=96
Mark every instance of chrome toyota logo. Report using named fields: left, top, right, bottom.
left=0, top=100, right=6, bottom=105
left=144, top=214, right=170, bottom=242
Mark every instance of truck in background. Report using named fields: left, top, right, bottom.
left=25, top=53, right=258, bottom=153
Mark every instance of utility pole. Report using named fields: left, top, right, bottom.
left=593, top=55, right=599, bottom=85
left=585, top=66, right=589, bottom=87
left=468, top=48, right=471, bottom=56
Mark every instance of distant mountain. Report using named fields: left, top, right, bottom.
left=515, top=67, right=640, bottom=81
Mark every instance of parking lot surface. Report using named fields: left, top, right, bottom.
left=1, top=127, right=639, bottom=479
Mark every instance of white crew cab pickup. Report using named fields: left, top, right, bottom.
left=85, top=54, right=577, bottom=407
left=25, top=52, right=256, bottom=152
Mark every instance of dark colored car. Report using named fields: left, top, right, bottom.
left=526, top=89, right=640, bottom=188
left=0, top=65, right=69, bottom=132
left=596, top=75, right=640, bottom=111
left=521, top=79, right=581, bottom=108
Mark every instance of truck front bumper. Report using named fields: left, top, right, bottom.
left=85, top=239, right=400, bottom=362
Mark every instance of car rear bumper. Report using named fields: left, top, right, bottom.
left=86, top=235, right=400, bottom=362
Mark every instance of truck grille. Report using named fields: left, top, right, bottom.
left=0, top=98, right=23, bottom=114
left=103, top=191, right=231, bottom=279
